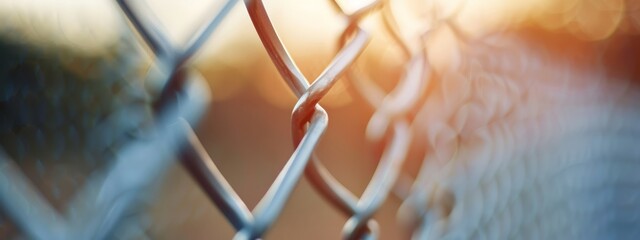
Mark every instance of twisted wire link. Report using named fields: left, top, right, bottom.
left=244, top=0, right=371, bottom=238
left=117, top=0, right=361, bottom=239
left=0, top=0, right=449, bottom=239
left=298, top=1, right=437, bottom=239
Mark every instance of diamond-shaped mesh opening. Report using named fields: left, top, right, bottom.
left=2, top=0, right=640, bottom=239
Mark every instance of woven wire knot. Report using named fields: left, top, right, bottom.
left=0, top=0, right=440, bottom=239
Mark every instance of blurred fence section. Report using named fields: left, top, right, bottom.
left=2, top=0, right=640, bottom=239
left=0, top=0, right=441, bottom=239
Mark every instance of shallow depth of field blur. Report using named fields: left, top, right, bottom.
left=1, top=0, right=639, bottom=239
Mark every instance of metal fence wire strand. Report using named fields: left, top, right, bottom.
left=0, top=0, right=447, bottom=239
left=0, top=0, right=230, bottom=238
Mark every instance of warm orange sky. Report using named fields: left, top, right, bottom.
left=2, top=0, right=632, bottom=54
left=0, top=0, right=635, bottom=106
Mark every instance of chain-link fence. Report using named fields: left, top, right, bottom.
left=0, top=0, right=440, bottom=239
left=2, top=0, right=640, bottom=239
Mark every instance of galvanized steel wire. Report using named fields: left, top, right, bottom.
left=0, top=0, right=452, bottom=239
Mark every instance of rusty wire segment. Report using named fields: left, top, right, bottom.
left=0, top=0, right=446, bottom=239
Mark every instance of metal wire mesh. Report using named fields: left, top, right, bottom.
left=0, top=0, right=442, bottom=239
left=2, top=0, right=640, bottom=239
